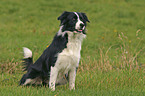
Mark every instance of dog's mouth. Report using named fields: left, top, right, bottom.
left=74, top=26, right=85, bottom=33
left=74, top=29, right=83, bottom=34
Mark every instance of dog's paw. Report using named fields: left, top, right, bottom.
left=50, top=87, right=55, bottom=91
left=69, top=83, right=75, bottom=90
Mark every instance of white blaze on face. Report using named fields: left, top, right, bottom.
left=74, top=12, right=84, bottom=30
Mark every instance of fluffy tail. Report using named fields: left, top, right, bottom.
left=22, top=47, right=33, bottom=71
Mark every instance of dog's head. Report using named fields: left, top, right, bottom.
left=58, top=11, right=90, bottom=34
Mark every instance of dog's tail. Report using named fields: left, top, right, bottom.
left=22, top=47, right=33, bottom=71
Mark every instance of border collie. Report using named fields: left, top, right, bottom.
left=19, top=11, right=89, bottom=91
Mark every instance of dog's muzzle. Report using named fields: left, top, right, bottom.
left=74, top=24, right=85, bottom=33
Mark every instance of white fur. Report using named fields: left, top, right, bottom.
left=23, top=79, right=32, bottom=85
left=49, top=30, right=86, bottom=91
left=23, top=77, right=42, bottom=85
left=57, top=26, right=66, bottom=37
left=23, top=47, right=32, bottom=58
left=74, top=12, right=84, bottom=30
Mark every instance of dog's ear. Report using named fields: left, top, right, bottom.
left=81, top=13, right=90, bottom=23
left=58, top=11, right=69, bottom=25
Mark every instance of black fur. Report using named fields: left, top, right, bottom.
left=19, top=11, right=89, bottom=86
left=58, top=11, right=90, bottom=34
left=19, top=33, right=68, bottom=85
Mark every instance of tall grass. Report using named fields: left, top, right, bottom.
left=79, top=30, right=145, bottom=73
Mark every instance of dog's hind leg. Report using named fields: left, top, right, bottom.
left=23, top=79, right=33, bottom=85
left=19, top=74, right=33, bottom=85
left=20, top=76, right=42, bottom=86
left=19, top=70, right=41, bottom=86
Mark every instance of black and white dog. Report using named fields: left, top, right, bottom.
left=19, top=11, right=89, bottom=91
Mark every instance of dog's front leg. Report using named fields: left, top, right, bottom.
left=69, top=67, right=76, bottom=90
left=49, top=66, right=58, bottom=91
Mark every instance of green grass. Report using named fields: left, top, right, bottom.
left=0, top=70, right=144, bottom=96
left=0, top=0, right=145, bottom=95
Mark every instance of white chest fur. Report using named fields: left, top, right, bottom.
left=49, top=30, right=86, bottom=91
left=55, top=31, right=86, bottom=73
left=49, top=31, right=86, bottom=90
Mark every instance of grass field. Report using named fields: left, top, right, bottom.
left=0, top=0, right=145, bottom=95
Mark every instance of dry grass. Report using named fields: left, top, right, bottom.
left=78, top=31, right=145, bottom=73
left=0, top=58, right=22, bottom=74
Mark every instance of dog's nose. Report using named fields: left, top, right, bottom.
left=80, top=23, right=85, bottom=29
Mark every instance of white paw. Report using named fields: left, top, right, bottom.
left=69, top=83, right=75, bottom=90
